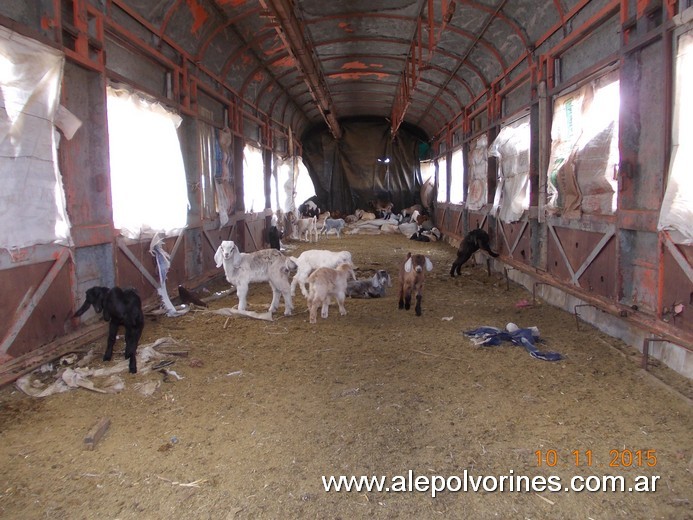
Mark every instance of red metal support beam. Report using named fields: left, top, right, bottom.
left=258, top=0, right=342, bottom=139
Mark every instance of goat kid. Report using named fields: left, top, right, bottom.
left=268, top=225, right=282, bottom=250
left=398, top=252, right=433, bottom=316
left=306, top=263, right=355, bottom=323
left=346, top=269, right=392, bottom=298
left=450, top=228, right=499, bottom=277
left=74, top=286, right=144, bottom=374
left=320, top=217, right=346, bottom=238
left=215, top=240, right=296, bottom=315
left=294, top=215, right=319, bottom=242
left=289, top=249, right=354, bottom=297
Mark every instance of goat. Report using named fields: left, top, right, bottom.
left=450, top=228, right=499, bottom=277
left=410, top=227, right=442, bottom=242
left=401, top=204, right=423, bottom=220
left=298, top=197, right=320, bottom=218
left=289, top=249, right=354, bottom=297
left=214, top=240, right=296, bottom=315
left=409, top=209, right=433, bottom=231
left=73, top=286, right=144, bottom=374
left=370, top=196, right=394, bottom=219
left=410, top=229, right=430, bottom=242
left=294, top=215, right=319, bottom=242
left=346, top=269, right=392, bottom=298
left=354, top=209, right=376, bottom=221
left=398, top=252, right=433, bottom=316
left=268, top=225, right=282, bottom=250
left=320, top=217, right=346, bottom=238
left=306, top=263, right=355, bottom=323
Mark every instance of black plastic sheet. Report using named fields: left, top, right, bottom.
left=300, top=118, right=428, bottom=214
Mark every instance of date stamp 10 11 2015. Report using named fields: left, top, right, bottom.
left=535, top=449, right=658, bottom=468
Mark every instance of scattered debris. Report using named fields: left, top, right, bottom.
left=15, top=338, right=183, bottom=398
left=132, top=380, right=160, bottom=397
left=84, top=417, right=111, bottom=451
left=211, top=307, right=274, bottom=324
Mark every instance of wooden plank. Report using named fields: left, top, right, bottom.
left=0, top=249, right=70, bottom=354
left=548, top=224, right=577, bottom=282
left=116, top=239, right=159, bottom=288
left=573, top=227, right=616, bottom=284
left=662, top=232, right=693, bottom=284
left=84, top=417, right=111, bottom=450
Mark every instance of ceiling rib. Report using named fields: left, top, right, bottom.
left=416, top=0, right=509, bottom=133
left=259, top=0, right=342, bottom=139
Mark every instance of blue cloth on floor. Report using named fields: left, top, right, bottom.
left=464, top=324, right=563, bottom=362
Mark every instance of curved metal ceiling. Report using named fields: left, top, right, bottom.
left=120, top=0, right=589, bottom=140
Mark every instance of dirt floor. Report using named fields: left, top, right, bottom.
left=0, top=232, right=691, bottom=520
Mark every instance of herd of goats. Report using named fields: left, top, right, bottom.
left=72, top=200, right=499, bottom=374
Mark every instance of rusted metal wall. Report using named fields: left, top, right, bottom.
left=432, top=2, right=693, bottom=370
left=0, top=1, right=282, bottom=368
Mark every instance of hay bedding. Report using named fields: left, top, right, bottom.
left=0, top=233, right=691, bottom=520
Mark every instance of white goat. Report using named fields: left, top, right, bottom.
left=289, top=249, right=354, bottom=297
left=214, top=240, right=296, bottom=315
left=320, top=218, right=346, bottom=238
left=294, top=216, right=318, bottom=242
left=306, top=263, right=355, bottom=324
left=346, top=270, right=392, bottom=298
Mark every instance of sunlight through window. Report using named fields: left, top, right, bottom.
left=106, top=87, right=189, bottom=239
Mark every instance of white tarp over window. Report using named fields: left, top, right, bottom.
left=489, top=116, right=531, bottom=223
left=547, top=71, right=619, bottom=218
left=466, top=134, right=488, bottom=211
left=0, top=27, right=72, bottom=249
left=106, top=86, right=189, bottom=239
left=658, top=30, right=693, bottom=244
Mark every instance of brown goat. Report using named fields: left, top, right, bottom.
left=398, top=252, right=433, bottom=316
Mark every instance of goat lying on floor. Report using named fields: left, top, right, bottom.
left=74, top=286, right=144, bottom=374
left=450, top=228, right=499, bottom=277
left=346, top=269, right=392, bottom=298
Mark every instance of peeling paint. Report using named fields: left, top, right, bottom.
left=217, top=0, right=247, bottom=6
left=253, top=71, right=264, bottom=82
left=186, top=0, right=209, bottom=35
left=338, top=22, right=354, bottom=33
left=330, top=72, right=389, bottom=80
left=342, top=61, right=384, bottom=70
left=40, top=16, right=53, bottom=31
left=274, top=55, right=297, bottom=68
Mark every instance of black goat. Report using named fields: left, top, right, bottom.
left=74, top=286, right=144, bottom=373
left=268, top=225, right=282, bottom=250
left=450, top=229, right=499, bottom=277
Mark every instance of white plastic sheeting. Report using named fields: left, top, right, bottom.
left=489, top=116, right=531, bottom=223
left=466, top=134, right=488, bottom=211
left=106, top=86, right=189, bottom=239
left=547, top=72, right=619, bottom=218
left=0, top=27, right=72, bottom=249
left=658, top=30, right=693, bottom=245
